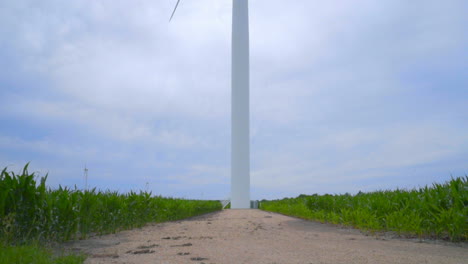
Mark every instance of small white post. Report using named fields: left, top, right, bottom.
left=84, top=165, right=88, bottom=191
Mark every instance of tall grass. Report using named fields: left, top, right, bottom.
left=260, top=177, right=468, bottom=241
left=0, top=164, right=222, bottom=245
left=0, top=243, right=85, bottom=264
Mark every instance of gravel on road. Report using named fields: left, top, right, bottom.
left=66, top=209, right=468, bottom=264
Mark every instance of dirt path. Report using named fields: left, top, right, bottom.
left=66, top=209, right=467, bottom=264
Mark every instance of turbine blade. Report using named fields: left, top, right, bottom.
left=169, top=0, right=181, bottom=22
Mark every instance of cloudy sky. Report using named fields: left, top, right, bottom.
left=1, top=0, right=467, bottom=200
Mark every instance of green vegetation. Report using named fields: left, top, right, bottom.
left=260, top=177, right=468, bottom=241
left=0, top=243, right=85, bottom=264
left=1, top=164, right=222, bottom=263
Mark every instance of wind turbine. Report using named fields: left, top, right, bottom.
left=170, top=0, right=251, bottom=209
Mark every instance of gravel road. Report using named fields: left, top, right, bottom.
left=66, top=209, right=468, bottom=264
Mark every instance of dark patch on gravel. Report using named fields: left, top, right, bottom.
left=191, top=257, right=209, bottom=261
left=171, top=243, right=193, bottom=247
left=162, top=236, right=187, bottom=240
left=91, top=253, right=119, bottom=259
left=137, top=244, right=159, bottom=249
left=126, top=249, right=155, bottom=254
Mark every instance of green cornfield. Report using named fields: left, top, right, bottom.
left=260, top=177, right=468, bottom=241
left=0, top=164, right=222, bottom=245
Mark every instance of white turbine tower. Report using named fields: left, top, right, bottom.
left=171, top=0, right=251, bottom=209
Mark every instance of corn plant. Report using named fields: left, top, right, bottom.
left=261, top=176, right=468, bottom=241
left=0, top=164, right=222, bottom=245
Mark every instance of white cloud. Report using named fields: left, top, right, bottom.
left=3, top=97, right=210, bottom=151
left=169, top=164, right=229, bottom=185
left=252, top=120, right=468, bottom=195
left=1, top=0, right=466, bottom=198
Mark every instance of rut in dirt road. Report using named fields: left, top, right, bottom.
left=66, top=209, right=468, bottom=264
